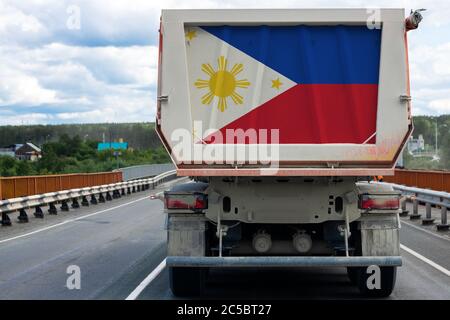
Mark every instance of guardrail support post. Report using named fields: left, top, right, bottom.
left=113, top=190, right=120, bottom=199
left=410, top=197, right=421, bottom=220
left=71, top=198, right=80, bottom=209
left=1, top=212, right=11, bottom=226
left=98, top=193, right=105, bottom=203
left=34, top=206, right=44, bottom=218
left=422, top=202, right=435, bottom=225
left=48, top=203, right=57, bottom=215
left=81, top=196, right=89, bottom=206
left=127, top=187, right=131, bottom=194
left=121, top=188, right=125, bottom=196
left=90, top=195, right=98, bottom=205
left=106, top=192, right=112, bottom=201
left=437, top=203, right=449, bottom=231
left=137, top=185, right=141, bottom=192
left=132, top=186, right=136, bottom=193
left=60, top=200, right=69, bottom=212
left=399, top=198, right=409, bottom=217
left=18, top=209, right=29, bottom=223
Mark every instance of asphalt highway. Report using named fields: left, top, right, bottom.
left=0, top=181, right=448, bottom=300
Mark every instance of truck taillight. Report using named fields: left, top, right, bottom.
left=359, top=194, right=400, bottom=210
left=164, top=193, right=207, bottom=211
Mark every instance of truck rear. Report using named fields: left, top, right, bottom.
left=156, top=8, right=422, bottom=297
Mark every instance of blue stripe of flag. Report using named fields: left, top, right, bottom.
left=201, top=25, right=381, bottom=84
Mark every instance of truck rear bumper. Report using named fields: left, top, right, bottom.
left=166, top=256, right=402, bottom=268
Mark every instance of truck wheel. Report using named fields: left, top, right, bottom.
left=169, top=267, right=207, bottom=297
left=356, top=266, right=397, bottom=298
left=346, top=267, right=358, bottom=285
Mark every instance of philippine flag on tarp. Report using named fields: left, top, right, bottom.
left=185, top=25, right=381, bottom=144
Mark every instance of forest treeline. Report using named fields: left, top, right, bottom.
left=404, top=115, right=450, bottom=170
left=0, top=133, right=170, bottom=177
left=0, top=116, right=449, bottom=176
left=0, top=123, right=162, bottom=150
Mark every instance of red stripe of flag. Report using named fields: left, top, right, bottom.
left=204, top=84, right=378, bottom=144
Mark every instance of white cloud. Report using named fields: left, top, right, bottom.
left=0, top=0, right=449, bottom=125
left=0, top=1, right=50, bottom=46
left=0, top=65, right=58, bottom=106
left=429, top=99, right=450, bottom=114
left=5, top=0, right=448, bottom=47
left=0, top=1, right=45, bottom=33
left=0, top=113, right=53, bottom=126
left=409, top=41, right=450, bottom=115
left=24, top=43, right=158, bottom=86
left=0, top=42, right=157, bottom=123
left=410, top=43, right=450, bottom=83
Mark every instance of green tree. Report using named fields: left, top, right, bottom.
left=439, top=127, right=450, bottom=170
left=0, top=156, right=17, bottom=176
left=16, top=160, right=34, bottom=176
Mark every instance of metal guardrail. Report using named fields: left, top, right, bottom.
left=379, top=182, right=449, bottom=231
left=0, top=170, right=177, bottom=226
left=116, top=163, right=175, bottom=181
left=383, top=169, right=450, bottom=193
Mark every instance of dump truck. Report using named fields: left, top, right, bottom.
left=156, top=8, right=423, bottom=297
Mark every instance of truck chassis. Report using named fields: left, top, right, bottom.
left=164, top=177, right=401, bottom=297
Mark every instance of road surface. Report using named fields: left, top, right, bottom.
left=0, top=182, right=448, bottom=300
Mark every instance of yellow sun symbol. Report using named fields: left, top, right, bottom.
left=194, top=56, right=250, bottom=112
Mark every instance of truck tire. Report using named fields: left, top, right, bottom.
left=356, top=266, right=397, bottom=298
left=169, top=267, right=207, bottom=297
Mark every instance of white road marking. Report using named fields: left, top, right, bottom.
left=0, top=196, right=149, bottom=244
left=124, top=243, right=450, bottom=300
left=126, top=259, right=167, bottom=300
left=401, top=219, right=450, bottom=242
left=400, top=244, right=450, bottom=277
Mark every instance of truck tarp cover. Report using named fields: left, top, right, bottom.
left=157, top=9, right=412, bottom=174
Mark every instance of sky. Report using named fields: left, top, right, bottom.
left=0, top=0, right=449, bottom=125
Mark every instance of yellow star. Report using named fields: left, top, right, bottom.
left=271, top=78, right=283, bottom=89
left=185, top=30, right=197, bottom=41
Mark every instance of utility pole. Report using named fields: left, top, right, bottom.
left=114, top=151, right=121, bottom=169
left=435, top=119, right=438, bottom=156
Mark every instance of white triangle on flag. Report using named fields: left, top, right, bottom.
left=185, top=26, right=296, bottom=143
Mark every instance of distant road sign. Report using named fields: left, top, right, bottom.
left=98, top=142, right=128, bottom=151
